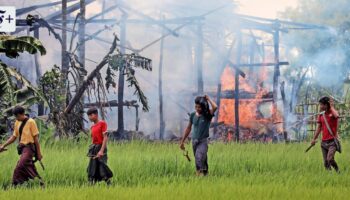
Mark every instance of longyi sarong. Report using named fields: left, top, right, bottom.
left=12, top=145, right=40, bottom=185
left=87, top=144, right=113, bottom=182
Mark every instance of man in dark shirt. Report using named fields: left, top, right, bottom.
left=180, top=95, right=217, bottom=176
left=311, top=96, right=340, bottom=172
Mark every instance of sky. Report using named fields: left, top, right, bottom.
left=236, top=0, right=298, bottom=18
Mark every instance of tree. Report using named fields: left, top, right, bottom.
left=0, top=34, right=46, bottom=135
left=41, top=35, right=152, bottom=138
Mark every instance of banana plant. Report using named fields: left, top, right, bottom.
left=0, top=34, right=46, bottom=134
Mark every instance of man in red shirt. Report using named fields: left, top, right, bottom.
left=311, top=96, right=340, bottom=172
left=86, top=107, right=113, bottom=184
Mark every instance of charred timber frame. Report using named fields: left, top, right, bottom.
left=84, top=100, right=140, bottom=131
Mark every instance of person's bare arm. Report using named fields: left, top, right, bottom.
left=33, top=135, right=43, bottom=161
left=0, top=135, right=17, bottom=151
left=97, top=133, right=108, bottom=158
left=329, top=98, right=339, bottom=118
left=330, top=107, right=339, bottom=119
left=311, top=123, right=322, bottom=145
left=205, top=95, right=217, bottom=116
left=180, top=122, right=192, bottom=150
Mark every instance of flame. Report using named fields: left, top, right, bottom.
left=218, top=66, right=283, bottom=136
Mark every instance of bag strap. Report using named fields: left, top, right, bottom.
left=18, top=117, right=29, bottom=143
left=321, top=113, right=337, bottom=139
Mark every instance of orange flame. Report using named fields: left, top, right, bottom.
left=218, top=66, right=283, bottom=134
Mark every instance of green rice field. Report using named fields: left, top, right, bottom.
left=0, top=140, right=349, bottom=200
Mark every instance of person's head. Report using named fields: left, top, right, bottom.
left=87, top=107, right=99, bottom=122
left=194, top=96, right=210, bottom=116
left=12, top=106, right=27, bottom=121
left=195, top=96, right=205, bottom=114
left=319, top=96, right=330, bottom=111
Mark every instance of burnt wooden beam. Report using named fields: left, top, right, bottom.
left=49, top=16, right=204, bottom=25
left=78, top=0, right=87, bottom=127
left=272, top=27, right=280, bottom=125
left=235, top=31, right=242, bottom=142
left=206, top=90, right=273, bottom=99
left=16, top=19, right=38, bottom=26
left=49, top=24, right=137, bottom=52
left=16, top=0, right=78, bottom=16
left=280, top=81, right=289, bottom=142
left=229, top=62, right=289, bottom=68
left=61, top=0, right=69, bottom=94
left=78, top=0, right=86, bottom=79
left=158, top=20, right=166, bottom=140
left=48, top=0, right=95, bottom=20
left=135, top=106, right=139, bottom=131
left=33, top=23, right=45, bottom=116
left=213, top=84, right=222, bottom=134
left=49, top=19, right=118, bottom=24
left=14, top=0, right=95, bottom=34
left=117, top=13, right=127, bottom=134
left=84, top=100, right=139, bottom=108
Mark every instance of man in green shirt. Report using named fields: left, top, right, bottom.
left=180, top=95, right=217, bottom=176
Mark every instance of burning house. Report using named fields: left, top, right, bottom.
left=214, top=66, right=284, bottom=142
left=0, top=0, right=334, bottom=142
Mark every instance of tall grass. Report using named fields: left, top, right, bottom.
left=0, top=140, right=349, bottom=199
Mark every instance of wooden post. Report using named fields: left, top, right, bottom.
left=195, top=22, right=204, bottom=94
left=280, top=81, right=288, bottom=142
left=117, top=13, right=127, bottom=134
left=158, top=23, right=166, bottom=140
left=213, top=84, right=222, bottom=135
left=61, top=1, right=67, bottom=61
left=78, top=0, right=86, bottom=78
left=272, top=22, right=280, bottom=127
left=78, top=0, right=86, bottom=129
left=61, top=0, right=69, bottom=96
left=135, top=106, right=139, bottom=131
left=33, top=22, right=44, bottom=116
left=235, top=31, right=242, bottom=142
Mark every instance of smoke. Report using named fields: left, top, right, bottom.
left=12, top=0, right=346, bottom=139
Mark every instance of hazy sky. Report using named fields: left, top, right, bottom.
left=237, top=0, right=298, bottom=18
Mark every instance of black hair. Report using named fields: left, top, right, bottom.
left=12, top=106, right=25, bottom=116
left=319, top=96, right=330, bottom=108
left=87, top=107, right=98, bottom=115
left=195, top=96, right=212, bottom=120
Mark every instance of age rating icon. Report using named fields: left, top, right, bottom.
left=0, top=7, right=16, bottom=32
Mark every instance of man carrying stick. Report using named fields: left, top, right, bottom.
left=0, top=106, right=44, bottom=187
left=180, top=95, right=217, bottom=176
left=311, top=96, right=340, bottom=172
